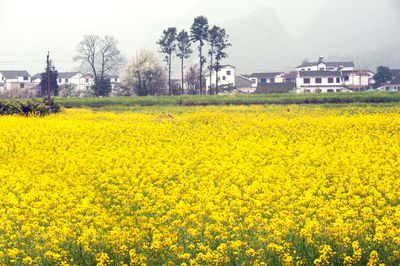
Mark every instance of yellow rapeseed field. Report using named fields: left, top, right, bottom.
left=0, top=105, right=399, bottom=265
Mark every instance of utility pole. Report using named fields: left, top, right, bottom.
left=46, top=52, right=52, bottom=110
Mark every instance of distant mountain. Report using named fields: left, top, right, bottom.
left=295, top=0, right=400, bottom=68
left=222, top=7, right=295, bottom=73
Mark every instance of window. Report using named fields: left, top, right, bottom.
left=65, top=79, right=69, bottom=83
left=260, top=78, right=266, bottom=83
left=336, top=77, right=340, bottom=83
left=222, top=76, right=226, bottom=81
left=226, top=70, right=231, bottom=76
left=328, top=78, right=334, bottom=83
left=344, top=76, right=349, bottom=81
left=301, top=68, right=305, bottom=71
left=307, top=68, right=311, bottom=70
left=315, top=78, right=322, bottom=83
left=319, top=68, right=325, bottom=70
left=23, top=76, right=28, bottom=81
left=270, top=78, right=275, bottom=83
left=251, top=78, right=256, bottom=84
left=58, top=79, right=62, bottom=83
left=304, top=78, right=310, bottom=84
left=336, top=89, right=342, bottom=92
left=115, top=78, right=118, bottom=82
left=86, top=78, right=89, bottom=82
left=315, top=89, right=322, bottom=93
left=20, top=83, right=24, bottom=89
left=327, top=89, right=334, bottom=93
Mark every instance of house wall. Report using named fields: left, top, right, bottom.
left=296, top=76, right=343, bottom=87
left=205, top=67, right=236, bottom=88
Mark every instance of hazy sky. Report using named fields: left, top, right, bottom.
left=0, top=0, right=327, bottom=74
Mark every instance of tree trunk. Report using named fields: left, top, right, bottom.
left=216, top=62, right=219, bottom=95
left=168, top=53, right=172, bottom=95
left=199, top=46, right=203, bottom=95
left=181, top=57, right=184, bottom=95
left=209, top=45, right=213, bottom=95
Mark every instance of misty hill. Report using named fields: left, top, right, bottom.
left=295, top=0, right=400, bottom=69
left=223, top=7, right=294, bottom=73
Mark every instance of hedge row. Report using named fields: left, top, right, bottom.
left=0, top=98, right=62, bottom=116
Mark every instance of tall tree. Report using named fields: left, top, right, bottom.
left=40, top=65, right=58, bottom=97
left=214, top=28, right=231, bottom=95
left=190, top=16, right=209, bottom=95
left=176, top=30, right=192, bottom=95
left=373, top=66, right=393, bottom=88
left=208, top=25, right=220, bottom=95
left=74, top=35, right=123, bottom=96
left=157, top=27, right=177, bottom=95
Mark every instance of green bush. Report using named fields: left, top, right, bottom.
left=0, top=98, right=62, bottom=116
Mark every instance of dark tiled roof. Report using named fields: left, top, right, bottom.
left=325, top=61, right=354, bottom=68
left=32, top=73, right=42, bottom=79
left=390, top=69, right=400, bottom=78
left=282, top=71, right=297, bottom=78
left=296, top=62, right=317, bottom=68
left=391, top=75, right=400, bottom=84
left=58, top=72, right=81, bottom=79
left=297, top=61, right=354, bottom=68
left=255, top=82, right=296, bottom=93
left=0, top=70, right=30, bottom=79
left=235, top=75, right=253, bottom=88
left=249, top=72, right=283, bottom=79
left=299, top=71, right=342, bottom=77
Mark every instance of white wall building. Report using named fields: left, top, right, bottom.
left=296, top=71, right=347, bottom=93
left=205, top=65, right=236, bottom=90
left=0, top=70, right=34, bottom=92
left=248, top=72, right=285, bottom=88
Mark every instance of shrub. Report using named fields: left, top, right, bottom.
left=0, top=98, right=62, bottom=116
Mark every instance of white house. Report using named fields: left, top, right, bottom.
left=378, top=74, right=400, bottom=91
left=296, top=71, right=347, bottom=93
left=205, top=65, right=236, bottom=90
left=0, top=70, right=35, bottom=93
left=54, top=72, right=94, bottom=96
left=248, top=72, right=285, bottom=88
left=343, top=70, right=371, bottom=90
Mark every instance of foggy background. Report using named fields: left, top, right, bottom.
left=0, top=0, right=399, bottom=76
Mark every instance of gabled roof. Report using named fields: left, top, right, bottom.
left=390, top=69, right=400, bottom=78
left=0, top=70, right=30, bottom=79
left=391, top=75, right=400, bottom=84
left=31, top=73, right=42, bottom=80
left=299, top=71, right=341, bottom=77
left=249, top=72, right=283, bottom=79
left=325, top=61, right=354, bottom=68
left=296, top=62, right=319, bottom=68
left=296, top=61, right=354, bottom=68
left=58, top=72, right=81, bottom=79
left=282, top=71, right=297, bottom=78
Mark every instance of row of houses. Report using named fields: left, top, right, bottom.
left=2, top=57, right=400, bottom=96
left=0, top=71, right=121, bottom=97
left=204, top=57, right=400, bottom=94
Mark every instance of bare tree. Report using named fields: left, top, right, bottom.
left=74, top=35, right=123, bottom=96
